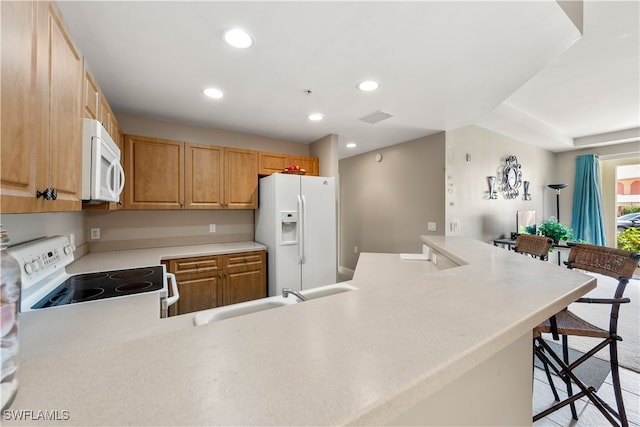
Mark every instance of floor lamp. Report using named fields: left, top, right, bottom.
left=547, top=184, right=568, bottom=266
left=547, top=184, right=568, bottom=221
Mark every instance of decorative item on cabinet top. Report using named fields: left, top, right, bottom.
left=281, top=164, right=307, bottom=175
left=500, top=155, right=522, bottom=199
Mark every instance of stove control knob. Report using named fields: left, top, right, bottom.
left=64, top=245, right=73, bottom=255
left=32, top=259, right=43, bottom=271
left=24, top=262, right=35, bottom=275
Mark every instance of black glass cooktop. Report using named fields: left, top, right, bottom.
left=32, top=266, right=164, bottom=309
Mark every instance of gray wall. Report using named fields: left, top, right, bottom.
left=339, top=133, right=446, bottom=270
left=445, top=126, right=556, bottom=243
left=1, top=212, right=86, bottom=247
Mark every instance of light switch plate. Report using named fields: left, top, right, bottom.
left=209, top=224, right=216, bottom=233
left=427, top=222, right=437, bottom=232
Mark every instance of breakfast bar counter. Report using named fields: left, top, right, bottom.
left=5, top=236, right=595, bottom=426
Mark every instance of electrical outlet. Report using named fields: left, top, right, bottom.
left=90, top=228, right=100, bottom=240
left=209, top=224, right=216, bottom=233
left=450, top=222, right=459, bottom=232
left=427, top=222, right=437, bottom=232
left=354, top=246, right=358, bottom=253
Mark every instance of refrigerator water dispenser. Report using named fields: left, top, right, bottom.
left=280, top=211, right=298, bottom=245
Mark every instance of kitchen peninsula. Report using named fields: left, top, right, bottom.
left=6, top=236, right=595, bottom=426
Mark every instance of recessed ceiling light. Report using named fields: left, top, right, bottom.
left=346, top=142, right=357, bottom=148
left=203, top=87, right=224, bottom=99
left=308, top=113, right=324, bottom=121
left=357, top=80, right=380, bottom=92
left=223, top=28, right=254, bottom=48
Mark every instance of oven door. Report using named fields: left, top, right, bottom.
left=90, top=136, right=125, bottom=203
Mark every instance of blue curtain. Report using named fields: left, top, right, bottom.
left=571, top=154, right=606, bottom=245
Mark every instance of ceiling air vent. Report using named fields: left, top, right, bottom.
left=358, top=110, right=394, bottom=124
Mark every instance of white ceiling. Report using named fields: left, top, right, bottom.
left=57, top=1, right=639, bottom=159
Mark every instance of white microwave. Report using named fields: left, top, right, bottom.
left=81, top=118, right=125, bottom=204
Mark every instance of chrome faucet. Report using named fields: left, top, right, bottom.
left=282, top=288, right=307, bottom=302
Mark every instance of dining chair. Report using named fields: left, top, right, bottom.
left=532, top=243, right=640, bottom=427
left=514, top=234, right=553, bottom=261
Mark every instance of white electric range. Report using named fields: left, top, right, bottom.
left=8, top=236, right=178, bottom=318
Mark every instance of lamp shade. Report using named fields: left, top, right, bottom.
left=547, top=184, right=568, bottom=190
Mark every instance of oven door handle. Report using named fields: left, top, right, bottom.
left=165, top=272, right=179, bottom=307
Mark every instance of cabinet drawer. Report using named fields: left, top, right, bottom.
left=224, top=251, right=265, bottom=271
left=169, top=256, right=221, bottom=275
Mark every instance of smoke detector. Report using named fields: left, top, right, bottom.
left=358, top=111, right=394, bottom=124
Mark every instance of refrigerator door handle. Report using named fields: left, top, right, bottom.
left=301, top=195, right=308, bottom=265
left=297, top=194, right=304, bottom=264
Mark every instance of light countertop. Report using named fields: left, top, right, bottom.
left=6, top=236, right=595, bottom=425
left=66, top=241, right=267, bottom=273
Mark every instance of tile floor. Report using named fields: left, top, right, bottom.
left=533, top=364, right=640, bottom=426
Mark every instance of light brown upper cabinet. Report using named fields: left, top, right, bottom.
left=185, top=143, right=224, bottom=209
left=258, top=152, right=289, bottom=175
left=124, top=135, right=185, bottom=209
left=82, top=62, right=100, bottom=121
left=185, top=145, right=257, bottom=209
left=289, top=155, right=319, bottom=176
left=1, top=1, right=82, bottom=213
left=258, top=151, right=319, bottom=176
left=125, top=137, right=257, bottom=210
left=224, top=147, right=258, bottom=209
left=82, top=62, right=119, bottom=136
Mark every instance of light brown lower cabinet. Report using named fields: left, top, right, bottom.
left=222, top=251, right=267, bottom=306
left=166, top=251, right=266, bottom=316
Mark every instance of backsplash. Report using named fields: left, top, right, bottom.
left=0, top=211, right=86, bottom=247
left=85, top=210, right=255, bottom=251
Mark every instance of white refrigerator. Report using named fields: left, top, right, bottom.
left=255, top=173, right=337, bottom=296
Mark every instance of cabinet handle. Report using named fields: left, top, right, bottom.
left=36, top=188, right=56, bottom=200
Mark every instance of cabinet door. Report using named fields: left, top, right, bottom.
left=124, top=135, right=184, bottom=209
left=82, top=64, right=99, bottom=120
left=224, top=148, right=258, bottom=209
left=168, top=256, right=222, bottom=316
left=258, top=151, right=288, bottom=176
left=107, top=109, right=119, bottom=140
left=97, top=92, right=110, bottom=131
left=173, top=273, right=223, bottom=315
left=185, top=143, right=224, bottom=209
left=41, top=1, right=82, bottom=212
left=290, top=155, right=319, bottom=176
left=0, top=1, right=44, bottom=213
left=222, top=251, right=266, bottom=305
